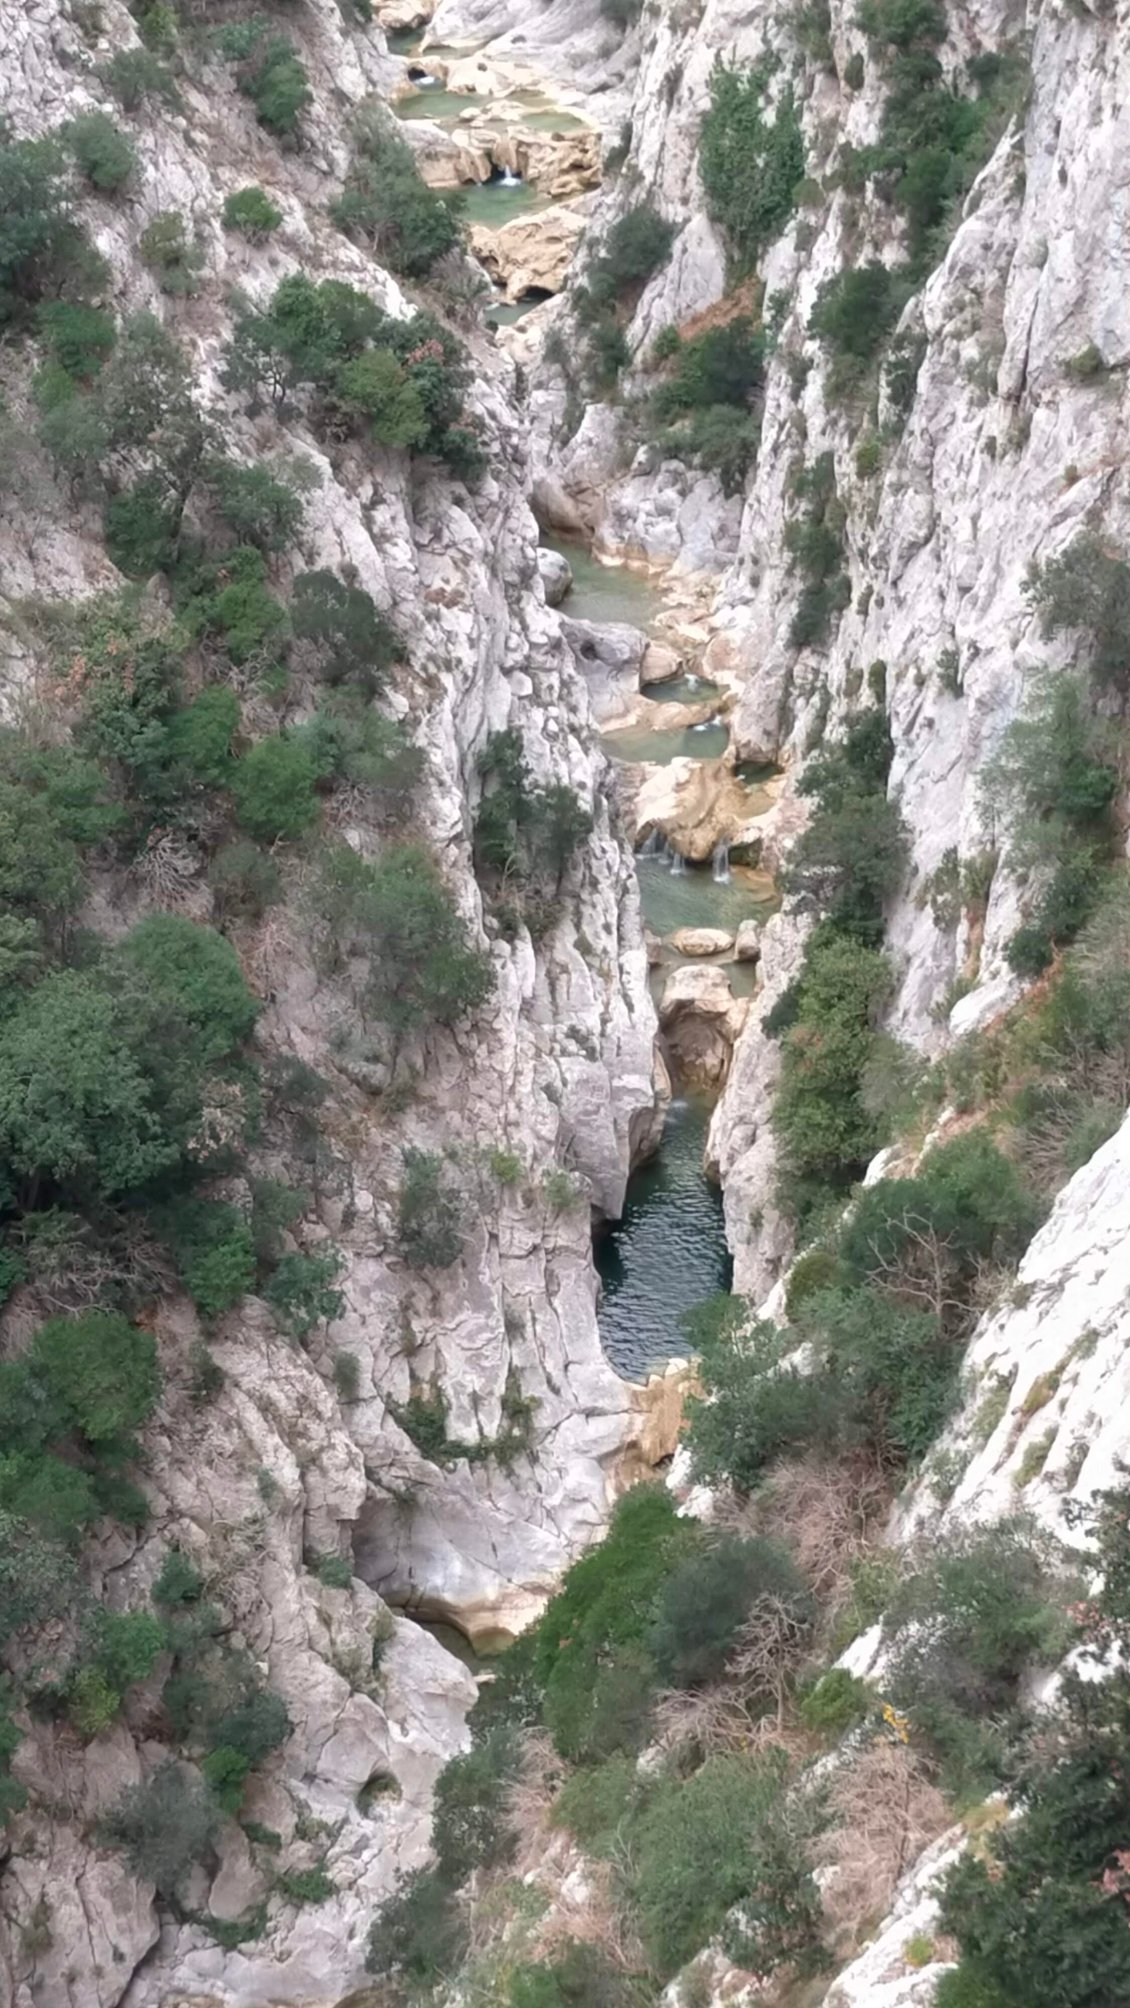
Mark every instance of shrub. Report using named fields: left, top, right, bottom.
left=331, top=119, right=463, bottom=277
left=649, top=1534, right=812, bottom=1688
left=139, top=210, right=205, bottom=295
left=222, top=185, right=283, bottom=239
left=475, top=729, right=592, bottom=933
left=154, top=1547, right=203, bottom=1607
left=276, top=1864, right=335, bottom=1904
left=785, top=451, right=851, bottom=648
left=30, top=1309, right=159, bottom=1444
left=208, top=840, right=281, bottom=921
left=627, top=1751, right=825, bottom=1979
left=774, top=933, right=892, bottom=1220
left=982, top=671, right=1117, bottom=973
left=784, top=722, right=907, bottom=938
left=809, top=262, right=901, bottom=387
left=223, top=28, right=312, bottom=140
left=684, top=1300, right=840, bottom=1490
left=205, top=455, right=315, bottom=554
left=160, top=1199, right=255, bottom=1319
left=397, top=1149, right=464, bottom=1270
left=224, top=276, right=481, bottom=475
left=366, top=1867, right=468, bottom=1987
left=936, top=1485, right=1130, bottom=2008
left=101, top=1760, right=218, bottom=1897
left=798, top=1667, right=871, bottom=1736
left=122, top=912, right=258, bottom=1061
left=883, top=1518, right=1073, bottom=1798
left=181, top=544, right=288, bottom=669
left=699, top=62, right=804, bottom=272
left=0, top=128, right=81, bottom=325
left=290, top=570, right=401, bottom=695
left=318, top=840, right=492, bottom=1032
left=1027, top=533, right=1130, bottom=692
left=432, top=1727, right=520, bottom=1884
left=63, top=111, right=137, bottom=194
left=101, top=46, right=179, bottom=111
left=37, top=300, right=115, bottom=379
left=586, top=203, right=674, bottom=306
left=652, top=316, right=765, bottom=418
left=531, top=1486, right=699, bottom=1760
left=103, top=479, right=181, bottom=579
left=264, top=1250, right=344, bottom=1339
left=232, top=735, right=322, bottom=842
left=552, top=1754, right=640, bottom=1850
left=167, top=684, right=239, bottom=788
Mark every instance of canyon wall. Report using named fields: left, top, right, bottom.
left=0, top=3, right=663, bottom=2001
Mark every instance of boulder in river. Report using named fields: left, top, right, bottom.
left=669, top=926, right=734, bottom=957
left=734, top=918, right=762, bottom=962
left=539, top=545, right=573, bottom=606
left=658, top=963, right=749, bottom=1089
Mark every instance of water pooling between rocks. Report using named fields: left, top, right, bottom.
left=545, top=542, right=773, bottom=1378
left=595, top=1096, right=732, bottom=1379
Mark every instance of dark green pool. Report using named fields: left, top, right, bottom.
left=596, top=1096, right=731, bottom=1380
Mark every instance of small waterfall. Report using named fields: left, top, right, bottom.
left=690, top=713, right=723, bottom=733
left=712, top=841, right=731, bottom=884
left=414, top=69, right=439, bottom=85
left=684, top=672, right=700, bottom=690
left=637, top=828, right=665, bottom=857
left=668, top=845, right=687, bottom=877
left=497, top=167, right=522, bottom=187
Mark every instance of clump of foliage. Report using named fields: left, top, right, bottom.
left=0, top=124, right=107, bottom=329
left=222, top=185, right=283, bottom=240
left=232, top=731, right=324, bottom=842
left=331, top=111, right=463, bottom=278
left=101, top=45, right=180, bottom=112
left=474, top=729, right=593, bottom=937
left=851, top=4, right=1029, bottom=272
left=883, top=1517, right=1074, bottom=1801
left=397, top=1148, right=464, bottom=1270
left=224, top=274, right=484, bottom=477
left=317, top=840, right=492, bottom=1035
left=982, top=671, right=1117, bottom=976
left=138, top=210, right=205, bottom=296
left=215, top=18, right=312, bottom=140
left=1026, top=532, right=1130, bottom=693
left=784, top=451, right=851, bottom=649
left=698, top=61, right=805, bottom=274
left=937, top=1483, right=1130, bottom=2007
left=290, top=569, right=401, bottom=696
left=63, top=111, right=137, bottom=195
left=646, top=316, right=766, bottom=491
left=768, top=710, right=906, bottom=1224
left=808, top=262, right=903, bottom=396
left=584, top=204, right=674, bottom=308
left=101, top=1761, right=219, bottom=1896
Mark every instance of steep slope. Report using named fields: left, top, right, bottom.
left=0, top=3, right=664, bottom=2002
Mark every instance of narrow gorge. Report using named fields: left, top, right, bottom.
left=2, top=0, right=1130, bottom=2005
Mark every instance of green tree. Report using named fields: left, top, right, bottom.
left=290, top=570, right=402, bottom=695
left=30, top=1310, right=159, bottom=1443
left=320, top=842, right=492, bottom=1032
left=101, top=1760, right=218, bottom=1897
left=232, top=734, right=323, bottom=842
left=63, top=112, right=137, bottom=194
left=698, top=64, right=804, bottom=271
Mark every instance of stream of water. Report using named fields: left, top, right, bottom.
left=595, top=1096, right=732, bottom=1380
left=541, top=545, right=776, bottom=1378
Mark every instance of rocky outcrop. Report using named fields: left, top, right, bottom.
left=470, top=202, right=587, bottom=298
left=658, top=963, right=748, bottom=1090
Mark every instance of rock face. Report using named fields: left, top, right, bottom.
left=0, top=1, right=664, bottom=2001
left=470, top=201, right=587, bottom=298
left=658, top=964, right=748, bottom=1090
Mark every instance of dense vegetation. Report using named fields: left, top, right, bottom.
left=698, top=62, right=805, bottom=274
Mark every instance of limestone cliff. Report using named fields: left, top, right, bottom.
left=0, top=3, right=662, bottom=2001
